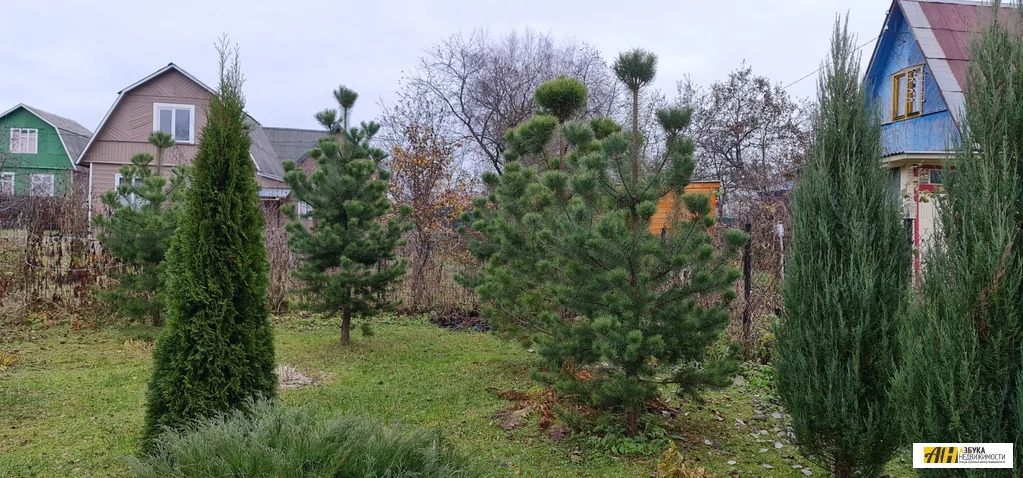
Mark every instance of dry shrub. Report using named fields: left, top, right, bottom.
left=2, top=187, right=117, bottom=319
left=389, top=231, right=479, bottom=314
left=724, top=195, right=790, bottom=360
left=263, top=220, right=294, bottom=315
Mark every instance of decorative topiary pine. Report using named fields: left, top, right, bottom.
left=94, top=132, right=188, bottom=326
left=893, top=8, right=1023, bottom=474
left=774, top=19, right=909, bottom=478
left=142, top=44, right=276, bottom=448
left=464, top=55, right=746, bottom=436
left=283, top=86, right=411, bottom=344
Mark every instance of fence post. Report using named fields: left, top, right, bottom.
left=741, top=222, right=753, bottom=353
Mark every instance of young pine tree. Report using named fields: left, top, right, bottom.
left=465, top=54, right=746, bottom=436
left=774, top=19, right=909, bottom=478
left=283, top=87, right=410, bottom=344
left=143, top=43, right=276, bottom=447
left=94, top=132, right=187, bottom=326
left=893, top=6, right=1023, bottom=474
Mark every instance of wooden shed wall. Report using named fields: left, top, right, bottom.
left=648, top=181, right=720, bottom=234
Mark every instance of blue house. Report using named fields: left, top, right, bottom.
left=864, top=0, right=1005, bottom=273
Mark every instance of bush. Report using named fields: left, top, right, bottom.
left=130, top=400, right=474, bottom=478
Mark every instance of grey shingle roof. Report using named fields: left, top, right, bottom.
left=263, top=127, right=326, bottom=164
left=12, top=104, right=93, bottom=161
left=245, top=116, right=286, bottom=181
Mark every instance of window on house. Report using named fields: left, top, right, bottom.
left=890, top=167, right=901, bottom=200
left=892, top=66, right=924, bottom=121
left=153, top=104, right=195, bottom=143
left=29, top=173, right=54, bottom=197
left=9, top=128, right=38, bottom=154
left=115, top=173, right=146, bottom=209
left=0, top=172, right=14, bottom=195
left=920, top=168, right=944, bottom=186
left=298, top=201, right=313, bottom=216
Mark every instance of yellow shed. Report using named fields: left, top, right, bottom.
left=648, top=181, right=721, bottom=235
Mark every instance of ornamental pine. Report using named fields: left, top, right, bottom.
left=283, top=87, right=410, bottom=344
left=464, top=53, right=746, bottom=436
left=94, top=132, right=188, bottom=326
left=775, top=19, right=909, bottom=478
left=893, top=7, right=1023, bottom=475
left=142, top=44, right=276, bottom=447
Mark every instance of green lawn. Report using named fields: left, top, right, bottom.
left=0, top=316, right=915, bottom=477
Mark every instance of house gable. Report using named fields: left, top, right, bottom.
left=79, top=67, right=211, bottom=170
left=0, top=105, right=83, bottom=195
left=865, top=1, right=961, bottom=157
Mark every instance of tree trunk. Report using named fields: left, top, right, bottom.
left=625, top=405, right=639, bottom=437
left=630, top=88, right=640, bottom=229
left=151, top=308, right=163, bottom=328
left=631, top=89, right=639, bottom=187
left=340, top=307, right=352, bottom=344
left=833, top=460, right=853, bottom=478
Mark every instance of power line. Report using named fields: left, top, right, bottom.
left=782, top=36, right=879, bottom=91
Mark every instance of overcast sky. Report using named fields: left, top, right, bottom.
left=2, top=0, right=894, bottom=132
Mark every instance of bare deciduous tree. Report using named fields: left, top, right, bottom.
left=404, top=29, right=625, bottom=174
left=679, top=63, right=810, bottom=213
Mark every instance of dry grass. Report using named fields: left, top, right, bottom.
left=0, top=350, right=20, bottom=370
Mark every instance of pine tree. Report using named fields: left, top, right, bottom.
left=283, top=87, right=410, bottom=344
left=774, top=19, right=909, bottom=478
left=94, top=132, right=187, bottom=326
left=464, top=53, right=746, bottom=436
left=143, top=42, right=276, bottom=447
left=893, top=4, right=1023, bottom=475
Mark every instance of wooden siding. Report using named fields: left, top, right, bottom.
left=0, top=107, right=75, bottom=195
left=648, top=181, right=720, bottom=234
left=82, top=69, right=210, bottom=165
left=866, top=4, right=961, bottom=156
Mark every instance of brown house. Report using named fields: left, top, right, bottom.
left=77, top=63, right=321, bottom=221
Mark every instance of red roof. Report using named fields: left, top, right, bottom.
left=917, top=0, right=1014, bottom=88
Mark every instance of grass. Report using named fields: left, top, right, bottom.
left=0, top=315, right=916, bottom=477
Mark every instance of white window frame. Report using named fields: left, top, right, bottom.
left=29, top=173, right=54, bottom=197
left=0, top=172, right=14, bottom=195
left=152, top=103, right=196, bottom=143
left=115, top=173, right=146, bottom=209
left=9, top=128, right=38, bottom=154
left=297, top=201, right=313, bottom=216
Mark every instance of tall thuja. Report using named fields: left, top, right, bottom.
left=465, top=55, right=746, bottom=436
left=95, top=132, right=188, bottom=326
left=894, top=4, right=1023, bottom=475
left=284, top=87, right=410, bottom=344
left=774, top=18, right=909, bottom=478
left=143, top=44, right=276, bottom=447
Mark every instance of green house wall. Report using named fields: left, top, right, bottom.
left=0, top=107, right=75, bottom=195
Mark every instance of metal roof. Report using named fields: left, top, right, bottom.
left=263, top=127, right=325, bottom=164
left=891, top=0, right=1016, bottom=129
left=0, top=103, right=93, bottom=166
left=258, top=188, right=291, bottom=199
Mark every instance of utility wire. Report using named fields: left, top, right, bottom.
left=782, top=36, right=879, bottom=91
